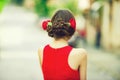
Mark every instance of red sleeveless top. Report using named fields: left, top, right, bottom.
left=42, top=45, right=80, bottom=80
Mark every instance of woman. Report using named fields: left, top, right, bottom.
left=38, top=9, right=87, bottom=80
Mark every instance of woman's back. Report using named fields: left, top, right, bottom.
left=42, top=44, right=80, bottom=80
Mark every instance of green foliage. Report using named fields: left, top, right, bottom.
left=48, top=0, right=80, bottom=17
left=34, top=0, right=49, bottom=17
left=63, top=0, right=79, bottom=15
left=47, top=6, right=57, bottom=17
left=0, top=0, right=8, bottom=12
left=10, top=0, right=24, bottom=5
left=34, top=0, right=80, bottom=17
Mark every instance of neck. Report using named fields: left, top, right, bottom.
left=50, top=38, right=68, bottom=48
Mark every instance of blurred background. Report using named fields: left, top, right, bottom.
left=0, top=0, right=120, bottom=80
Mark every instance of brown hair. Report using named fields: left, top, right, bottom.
left=47, top=10, right=75, bottom=39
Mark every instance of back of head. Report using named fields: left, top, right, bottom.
left=47, top=9, right=76, bottom=39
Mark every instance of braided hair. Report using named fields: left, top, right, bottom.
left=47, top=10, right=75, bottom=39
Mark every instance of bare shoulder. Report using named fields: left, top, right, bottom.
left=72, top=48, right=87, bottom=57
left=38, top=46, right=44, bottom=50
left=38, top=45, right=45, bottom=58
left=38, top=46, right=45, bottom=66
left=38, top=47, right=44, bottom=56
left=71, top=48, right=87, bottom=62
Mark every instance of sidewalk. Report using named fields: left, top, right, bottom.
left=86, top=47, right=120, bottom=80
left=0, top=5, right=44, bottom=80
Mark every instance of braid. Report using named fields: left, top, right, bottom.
left=52, top=18, right=69, bottom=28
left=47, top=10, right=75, bottom=38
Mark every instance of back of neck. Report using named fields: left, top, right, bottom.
left=50, top=39, right=68, bottom=48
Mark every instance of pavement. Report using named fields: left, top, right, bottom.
left=0, top=5, right=120, bottom=80
left=86, top=47, right=120, bottom=80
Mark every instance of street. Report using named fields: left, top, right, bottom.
left=0, top=5, right=120, bottom=80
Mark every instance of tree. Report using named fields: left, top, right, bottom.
left=34, top=0, right=49, bottom=17
left=0, top=0, right=8, bottom=13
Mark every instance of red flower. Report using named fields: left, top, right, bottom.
left=42, top=20, right=50, bottom=30
left=69, top=18, right=76, bottom=30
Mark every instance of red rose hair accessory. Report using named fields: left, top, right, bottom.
left=42, top=20, right=52, bottom=30
left=69, top=18, right=76, bottom=30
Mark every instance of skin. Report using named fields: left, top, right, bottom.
left=38, top=38, right=87, bottom=80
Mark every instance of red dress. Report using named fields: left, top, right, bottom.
left=42, top=45, right=80, bottom=80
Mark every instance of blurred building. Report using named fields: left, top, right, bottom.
left=86, top=0, right=120, bottom=53
left=101, top=0, right=120, bottom=52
